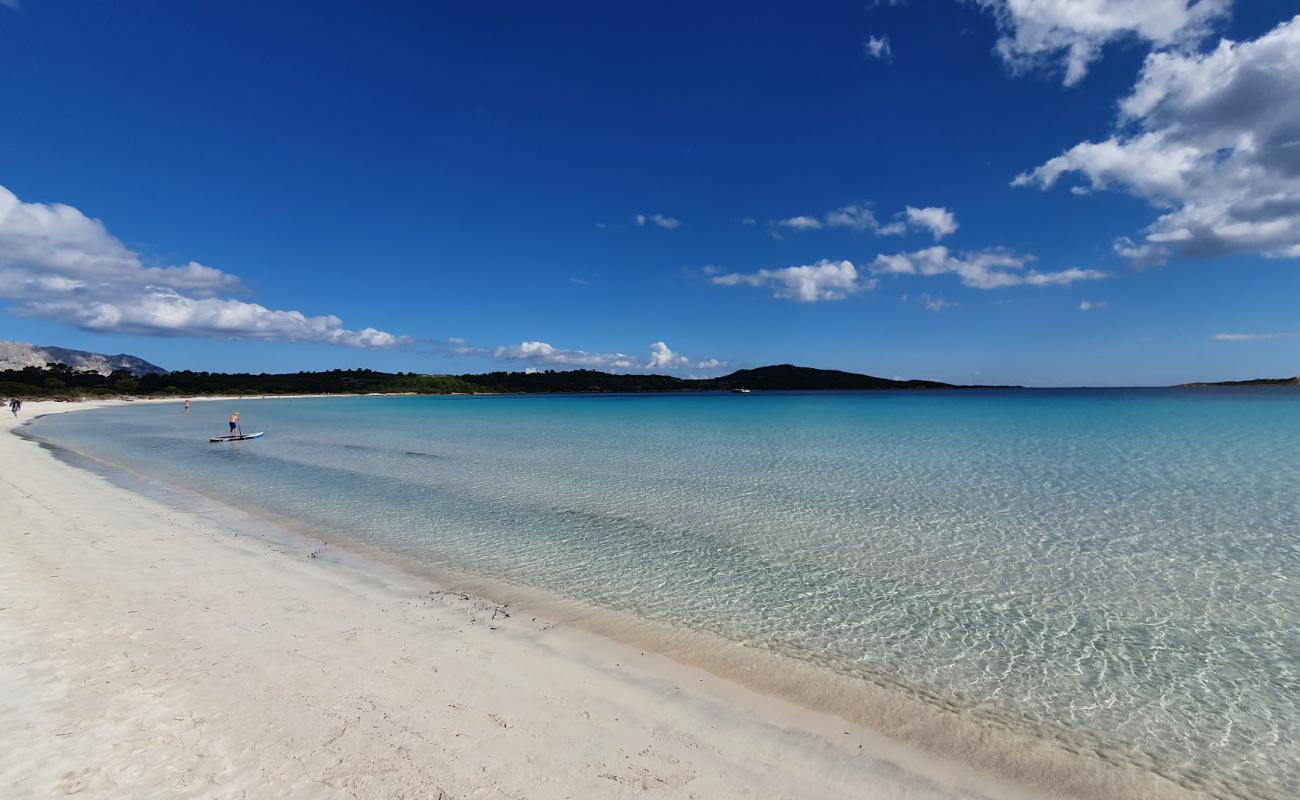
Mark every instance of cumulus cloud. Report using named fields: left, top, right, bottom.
left=904, top=206, right=958, bottom=239
left=634, top=213, right=681, bottom=229
left=777, top=215, right=824, bottom=231
left=864, top=35, right=893, bottom=61
left=871, top=245, right=1107, bottom=288
left=0, top=185, right=405, bottom=347
left=646, top=341, right=689, bottom=369
left=1212, top=331, right=1300, bottom=342
left=774, top=203, right=957, bottom=238
left=974, top=0, right=1230, bottom=86
left=476, top=339, right=723, bottom=372
left=824, top=205, right=880, bottom=231
left=1112, top=236, right=1171, bottom=268
left=711, top=259, right=875, bottom=302
left=1015, top=16, right=1300, bottom=263
left=1079, top=299, right=1108, bottom=310
left=489, top=340, right=635, bottom=369
left=919, top=292, right=957, bottom=311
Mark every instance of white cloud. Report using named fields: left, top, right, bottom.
left=1079, top=299, right=1108, bottom=310
left=773, top=203, right=956, bottom=238
left=871, top=245, right=1107, bottom=288
left=481, top=339, right=720, bottom=372
left=904, top=206, right=958, bottom=239
left=864, top=35, right=893, bottom=61
left=1015, top=16, right=1300, bottom=263
left=646, top=341, right=689, bottom=369
left=824, top=205, right=879, bottom=231
left=1212, top=331, right=1300, bottom=342
left=974, top=0, right=1230, bottom=86
left=919, top=292, right=957, bottom=311
left=777, top=215, right=824, bottom=231
left=1112, top=236, right=1171, bottom=268
left=0, top=185, right=406, bottom=347
left=711, top=259, right=875, bottom=302
left=634, top=213, right=681, bottom=229
left=492, top=340, right=635, bottom=369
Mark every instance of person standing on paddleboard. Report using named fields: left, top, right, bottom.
left=229, top=411, right=240, bottom=435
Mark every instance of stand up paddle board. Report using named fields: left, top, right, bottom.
left=209, top=432, right=264, bottom=443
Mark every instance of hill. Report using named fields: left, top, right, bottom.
left=1178, top=376, right=1300, bottom=388
left=467, top=364, right=1004, bottom=393
left=710, top=364, right=957, bottom=391
left=0, top=341, right=167, bottom=377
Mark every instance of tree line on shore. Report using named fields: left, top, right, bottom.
left=0, top=363, right=484, bottom=400
left=1, top=362, right=992, bottom=401
left=0, top=364, right=713, bottom=398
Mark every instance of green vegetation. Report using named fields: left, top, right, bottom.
left=0, top=362, right=1009, bottom=401
left=0, top=363, right=484, bottom=400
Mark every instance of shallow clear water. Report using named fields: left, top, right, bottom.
left=30, top=390, right=1300, bottom=797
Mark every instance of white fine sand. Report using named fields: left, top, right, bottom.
left=0, top=399, right=1185, bottom=800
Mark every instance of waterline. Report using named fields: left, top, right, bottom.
left=28, top=390, right=1300, bottom=798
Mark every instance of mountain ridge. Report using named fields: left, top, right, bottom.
left=0, top=341, right=168, bottom=377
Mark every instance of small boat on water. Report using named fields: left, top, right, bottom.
left=730, top=388, right=751, bottom=394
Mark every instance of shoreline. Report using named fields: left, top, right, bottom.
left=3, top=398, right=1211, bottom=799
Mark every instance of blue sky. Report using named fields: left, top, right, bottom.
left=1, top=0, right=1297, bottom=386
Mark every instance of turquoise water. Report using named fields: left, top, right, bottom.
left=29, top=390, right=1300, bottom=798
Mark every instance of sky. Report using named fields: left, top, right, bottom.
left=1, top=0, right=1297, bottom=386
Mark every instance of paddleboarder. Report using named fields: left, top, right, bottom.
left=229, top=410, right=240, bottom=436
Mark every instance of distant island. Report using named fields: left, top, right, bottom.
left=0, top=350, right=1015, bottom=400
left=1178, top=376, right=1300, bottom=388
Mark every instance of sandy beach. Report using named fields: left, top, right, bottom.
left=1, top=399, right=1198, bottom=800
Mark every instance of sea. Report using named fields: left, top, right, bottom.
left=27, top=389, right=1300, bottom=799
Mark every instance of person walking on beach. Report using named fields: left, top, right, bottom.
left=229, top=410, right=240, bottom=436
left=9, top=398, right=20, bottom=417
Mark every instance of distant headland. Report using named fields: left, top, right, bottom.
left=1178, top=376, right=1300, bottom=388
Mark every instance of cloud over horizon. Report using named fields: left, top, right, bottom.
left=446, top=338, right=725, bottom=372
left=0, top=185, right=407, bottom=347
left=1212, top=331, right=1300, bottom=342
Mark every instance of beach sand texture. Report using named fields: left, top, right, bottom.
left=1, top=400, right=1195, bottom=799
